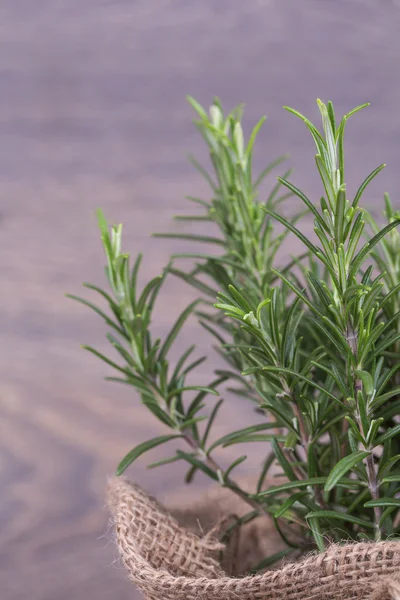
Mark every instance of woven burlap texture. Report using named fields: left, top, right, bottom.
left=108, top=477, right=400, bottom=600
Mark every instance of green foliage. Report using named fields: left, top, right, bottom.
left=70, top=96, right=400, bottom=564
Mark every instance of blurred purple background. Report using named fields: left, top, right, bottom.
left=1, top=2, right=400, bottom=598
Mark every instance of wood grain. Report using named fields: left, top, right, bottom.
left=1, top=2, right=400, bottom=598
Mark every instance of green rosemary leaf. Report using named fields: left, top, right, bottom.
left=185, top=195, right=210, bottom=207
left=202, top=398, right=224, bottom=447
left=223, top=433, right=286, bottom=446
left=227, top=284, right=253, bottom=313
left=324, top=451, right=371, bottom=492
left=224, top=455, right=248, bottom=479
left=82, top=345, right=131, bottom=375
left=153, top=232, right=225, bottom=246
left=248, top=548, right=295, bottom=574
left=277, top=177, right=329, bottom=232
left=382, top=475, right=400, bottom=483
left=137, top=275, right=164, bottom=314
left=116, top=435, right=182, bottom=475
left=186, top=95, right=208, bottom=120
left=345, top=103, right=370, bottom=119
left=158, top=300, right=199, bottom=362
left=306, top=510, right=374, bottom=529
left=171, top=345, right=196, bottom=381
left=272, top=438, right=297, bottom=482
left=186, top=376, right=228, bottom=420
left=352, top=164, right=386, bottom=209
left=350, top=219, right=400, bottom=277
left=254, top=155, right=288, bottom=188
left=364, top=498, right=400, bottom=508
left=308, top=516, right=326, bottom=552
left=283, top=105, right=327, bottom=157
left=208, top=423, right=278, bottom=453
left=261, top=366, right=339, bottom=403
left=254, top=477, right=327, bottom=498
left=82, top=282, right=120, bottom=312
left=274, top=492, right=307, bottom=518
left=176, top=450, right=219, bottom=481
left=245, top=115, right=267, bottom=158
left=147, top=455, right=182, bottom=469
left=174, top=214, right=212, bottom=222
left=167, top=386, right=218, bottom=400
left=67, top=295, right=125, bottom=336
left=327, top=101, right=336, bottom=135
left=378, top=455, right=400, bottom=479
left=373, top=424, right=400, bottom=447
left=262, top=208, right=322, bottom=258
left=334, top=188, right=346, bottom=245
left=315, top=154, right=336, bottom=210
left=141, top=397, right=175, bottom=427
left=187, top=154, right=218, bottom=192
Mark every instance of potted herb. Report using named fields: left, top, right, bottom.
left=70, top=98, right=400, bottom=599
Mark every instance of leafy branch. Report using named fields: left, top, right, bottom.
left=68, top=210, right=268, bottom=513
left=70, top=96, right=400, bottom=565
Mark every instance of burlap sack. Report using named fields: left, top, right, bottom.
left=108, top=477, right=400, bottom=600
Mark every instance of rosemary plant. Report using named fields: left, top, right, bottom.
left=69, top=97, right=400, bottom=562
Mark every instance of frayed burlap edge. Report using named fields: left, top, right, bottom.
left=108, top=477, right=400, bottom=600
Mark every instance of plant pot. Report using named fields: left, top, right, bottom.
left=108, top=477, right=400, bottom=600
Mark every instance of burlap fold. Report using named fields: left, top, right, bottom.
left=108, top=477, right=400, bottom=600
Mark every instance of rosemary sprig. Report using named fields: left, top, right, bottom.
left=70, top=96, right=400, bottom=563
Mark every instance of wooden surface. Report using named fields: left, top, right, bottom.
left=1, top=2, right=400, bottom=598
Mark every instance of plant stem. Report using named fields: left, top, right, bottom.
left=292, top=403, right=309, bottom=449
left=148, top=377, right=262, bottom=513
left=292, top=400, right=328, bottom=509
left=365, top=453, right=382, bottom=540
left=353, top=376, right=382, bottom=539
left=182, top=432, right=261, bottom=512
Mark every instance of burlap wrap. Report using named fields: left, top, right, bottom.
left=108, top=477, right=400, bottom=600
